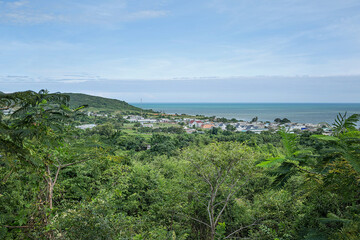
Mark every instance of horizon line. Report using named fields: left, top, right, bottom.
left=130, top=102, right=360, bottom=104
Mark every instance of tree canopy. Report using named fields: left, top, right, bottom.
left=1, top=90, right=359, bottom=239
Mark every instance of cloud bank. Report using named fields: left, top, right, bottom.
left=1, top=75, right=359, bottom=103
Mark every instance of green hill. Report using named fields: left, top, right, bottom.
left=65, top=93, right=147, bottom=113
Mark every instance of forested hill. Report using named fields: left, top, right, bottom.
left=65, top=93, right=148, bottom=112
left=1, top=90, right=360, bottom=239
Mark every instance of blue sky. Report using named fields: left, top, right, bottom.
left=1, top=0, right=360, bottom=102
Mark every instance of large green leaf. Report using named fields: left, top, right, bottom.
left=332, top=112, right=360, bottom=136
left=311, top=135, right=339, bottom=142
left=256, top=157, right=285, bottom=168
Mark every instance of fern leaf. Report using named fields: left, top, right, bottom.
left=256, top=157, right=285, bottom=168
left=311, top=135, right=339, bottom=142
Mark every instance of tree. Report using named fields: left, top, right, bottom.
left=117, top=135, right=147, bottom=151
left=150, top=133, right=176, bottom=156
left=257, top=114, right=360, bottom=239
left=257, top=128, right=315, bottom=187
left=274, top=118, right=281, bottom=123
left=251, top=116, right=258, bottom=123
left=332, top=112, right=359, bottom=136
left=281, top=118, right=291, bottom=124
left=183, top=142, right=259, bottom=240
left=311, top=113, right=360, bottom=173
left=230, top=118, right=238, bottom=123
left=226, top=125, right=236, bottom=132
left=92, top=123, right=116, bottom=136
left=274, top=118, right=291, bottom=124
left=210, top=127, right=219, bottom=135
left=0, top=90, right=91, bottom=237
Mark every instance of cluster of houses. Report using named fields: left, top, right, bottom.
left=187, top=119, right=267, bottom=133
left=122, top=115, right=331, bottom=135
left=186, top=119, right=329, bottom=134
left=1, top=108, right=330, bottom=134
left=125, top=115, right=173, bottom=124
left=86, top=112, right=113, bottom=118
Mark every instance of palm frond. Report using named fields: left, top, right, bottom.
left=256, top=157, right=285, bottom=168
left=333, top=112, right=360, bottom=136
left=278, top=128, right=298, bottom=157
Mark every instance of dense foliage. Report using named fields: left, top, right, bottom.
left=1, top=91, right=359, bottom=239
left=65, top=93, right=150, bottom=113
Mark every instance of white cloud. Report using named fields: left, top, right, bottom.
left=0, top=0, right=168, bottom=24
left=6, top=0, right=28, bottom=8
left=2, top=12, right=64, bottom=24
left=58, top=80, right=89, bottom=83
left=123, top=10, right=168, bottom=21
left=2, top=75, right=360, bottom=103
left=208, top=0, right=360, bottom=40
left=0, top=73, right=102, bottom=84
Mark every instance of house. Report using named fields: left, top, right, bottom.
left=201, top=124, right=215, bottom=129
left=160, top=118, right=170, bottom=123
left=290, top=125, right=306, bottom=131
left=76, top=124, right=97, bottom=130
left=189, top=120, right=196, bottom=127
left=251, top=129, right=266, bottom=134
left=138, top=119, right=157, bottom=124
left=125, top=115, right=144, bottom=122
left=235, top=124, right=247, bottom=132
left=195, top=120, right=204, bottom=128
left=189, top=120, right=204, bottom=128
left=218, top=123, right=227, bottom=130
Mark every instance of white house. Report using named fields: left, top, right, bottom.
left=138, top=119, right=157, bottom=124
left=76, top=124, right=97, bottom=130
left=189, top=120, right=204, bottom=128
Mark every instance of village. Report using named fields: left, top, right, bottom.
left=125, top=115, right=331, bottom=134
left=2, top=107, right=331, bottom=134
left=119, top=114, right=332, bottom=134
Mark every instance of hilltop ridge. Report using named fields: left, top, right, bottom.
left=65, top=92, right=150, bottom=113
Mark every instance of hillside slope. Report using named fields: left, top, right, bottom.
left=65, top=93, right=146, bottom=112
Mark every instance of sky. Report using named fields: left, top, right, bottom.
left=1, top=0, right=360, bottom=102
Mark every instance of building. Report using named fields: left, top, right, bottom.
left=76, top=124, right=97, bottom=130
left=189, top=120, right=204, bottom=128
left=138, top=119, right=157, bottom=124
left=201, top=124, right=215, bottom=129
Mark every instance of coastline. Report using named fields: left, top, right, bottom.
left=131, top=102, right=360, bottom=125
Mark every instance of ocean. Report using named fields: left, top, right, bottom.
left=131, top=103, right=360, bottom=125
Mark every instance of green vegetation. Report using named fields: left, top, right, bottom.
left=1, top=90, right=360, bottom=239
left=274, top=118, right=291, bottom=124
left=65, top=92, right=151, bottom=113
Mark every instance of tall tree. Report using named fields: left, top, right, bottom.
left=0, top=90, right=89, bottom=238
left=183, top=142, right=259, bottom=240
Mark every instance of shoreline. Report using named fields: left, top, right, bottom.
left=132, top=102, right=360, bottom=125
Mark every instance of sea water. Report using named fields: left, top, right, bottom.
left=132, top=103, right=360, bottom=124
